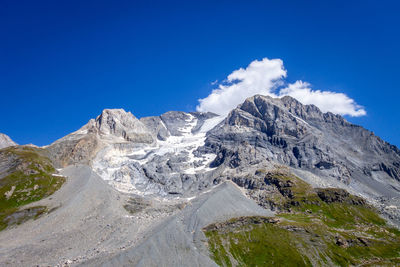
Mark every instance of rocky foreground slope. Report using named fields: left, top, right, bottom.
left=1, top=95, right=400, bottom=266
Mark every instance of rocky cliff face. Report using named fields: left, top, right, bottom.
left=205, top=95, right=400, bottom=200
left=0, top=133, right=17, bottom=149
left=44, top=95, right=400, bottom=221
left=46, top=109, right=154, bottom=167
left=91, top=111, right=224, bottom=196
left=96, top=109, right=154, bottom=143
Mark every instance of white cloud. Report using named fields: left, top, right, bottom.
left=279, top=81, right=366, bottom=116
left=196, top=58, right=366, bottom=117
left=196, top=58, right=286, bottom=115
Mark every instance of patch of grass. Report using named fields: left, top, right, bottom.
left=205, top=171, right=400, bottom=266
left=205, top=215, right=400, bottom=267
left=205, top=217, right=311, bottom=267
left=260, top=171, right=321, bottom=211
left=0, top=146, right=65, bottom=230
left=262, top=172, right=385, bottom=229
left=206, top=231, right=233, bottom=266
left=316, top=203, right=385, bottom=229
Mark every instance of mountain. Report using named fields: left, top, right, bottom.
left=1, top=95, right=400, bottom=266
left=0, top=133, right=17, bottom=149
left=46, top=109, right=154, bottom=167
left=48, top=108, right=224, bottom=195
left=50, top=95, right=400, bottom=209
left=206, top=95, right=400, bottom=210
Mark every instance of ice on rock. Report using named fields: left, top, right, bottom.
left=92, top=112, right=225, bottom=196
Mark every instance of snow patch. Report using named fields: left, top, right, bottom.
left=92, top=113, right=225, bottom=196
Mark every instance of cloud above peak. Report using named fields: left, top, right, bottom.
left=279, top=81, right=366, bottom=116
left=196, top=58, right=286, bottom=115
left=196, top=58, right=366, bottom=117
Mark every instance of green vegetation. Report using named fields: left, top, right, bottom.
left=0, top=146, right=65, bottom=230
left=205, top=217, right=311, bottom=266
left=204, top=171, right=400, bottom=266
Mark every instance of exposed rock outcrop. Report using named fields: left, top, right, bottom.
left=96, top=109, right=154, bottom=143
left=316, top=188, right=366, bottom=205
left=205, top=95, right=400, bottom=201
left=0, top=133, right=17, bottom=149
left=46, top=109, right=154, bottom=167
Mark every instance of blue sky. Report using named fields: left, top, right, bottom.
left=1, top=0, right=399, bottom=147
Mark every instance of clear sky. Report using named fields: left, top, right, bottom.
left=1, top=0, right=400, bottom=147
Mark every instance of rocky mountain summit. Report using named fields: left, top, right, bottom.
left=1, top=95, right=400, bottom=266
left=46, top=109, right=154, bottom=167
left=206, top=95, right=400, bottom=201
left=0, top=133, right=16, bottom=149
left=47, top=108, right=225, bottom=196
left=46, top=95, right=400, bottom=215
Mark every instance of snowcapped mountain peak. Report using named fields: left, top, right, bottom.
left=92, top=111, right=226, bottom=196
left=46, top=95, right=400, bottom=210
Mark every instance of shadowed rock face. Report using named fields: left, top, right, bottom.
left=315, top=188, right=366, bottom=205
left=205, top=95, right=400, bottom=199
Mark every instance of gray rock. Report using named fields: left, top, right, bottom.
left=86, top=181, right=273, bottom=267
left=205, top=95, right=400, bottom=201
left=160, top=111, right=193, bottom=136
left=0, top=133, right=17, bottom=149
left=95, top=109, right=154, bottom=143
left=140, top=116, right=170, bottom=141
left=142, top=111, right=218, bottom=137
left=46, top=109, right=154, bottom=167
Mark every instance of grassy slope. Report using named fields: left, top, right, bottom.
left=0, top=146, right=65, bottom=230
left=204, top=172, right=400, bottom=266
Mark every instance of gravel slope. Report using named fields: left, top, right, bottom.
left=0, top=165, right=273, bottom=266
left=89, top=181, right=273, bottom=267
left=0, top=165, right=179, bottom=266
